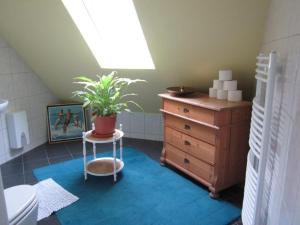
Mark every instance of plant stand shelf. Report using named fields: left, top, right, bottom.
left=82, top=126, right=124, bottom=182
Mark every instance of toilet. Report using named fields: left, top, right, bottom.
left=4, top=185, right=38, bottom=225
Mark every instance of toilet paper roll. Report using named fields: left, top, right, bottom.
left=213, top=80, right=224, bottom=89
left=209, top=88, right=218, bottom=98
left=217, top=90, right=228, bottom=100
left=228, top=90, right=242, bottom=102
left=219, top=70, right=232, bottom=81
left=223, top=80, right=237, bottom=91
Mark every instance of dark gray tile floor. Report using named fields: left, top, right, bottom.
left=0, top=138, right=243, bottom=225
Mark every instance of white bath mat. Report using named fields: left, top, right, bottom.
left=34, top=178, right=79, bottom=221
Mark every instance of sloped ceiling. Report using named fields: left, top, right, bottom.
left=0, top=0, right=269, bottom=112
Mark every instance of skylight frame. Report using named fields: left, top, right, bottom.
left=62, top=0, right=155, bottom=70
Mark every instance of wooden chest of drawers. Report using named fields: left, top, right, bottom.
left=159, top=93, right=251, bottom=198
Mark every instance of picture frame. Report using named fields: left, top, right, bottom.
left=47, top=103, right=87, bottom=143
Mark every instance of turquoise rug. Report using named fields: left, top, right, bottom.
left=34, top=148, right=240, bottom=225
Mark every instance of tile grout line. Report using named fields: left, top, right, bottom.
left=21, top=154, right=25, bottom=184
left=44, top=147, right=51, bottom=165
left=21, top=154, right=25, bottom=175
left=64, top=143, right=74, bottom=159
left=262, top=32, right=300, bottom=45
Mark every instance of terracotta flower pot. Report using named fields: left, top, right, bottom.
left=94, top=115, right=116, bottom=137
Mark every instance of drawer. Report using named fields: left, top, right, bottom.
left=165, top=127, right=215, bottom=165
left=165, top=114, right=216, bottom=145
left=186, top=154, right=214, bottom=183
left=165, top=143, right=187, bottom=169
left=165, top=143, right=214, bottom=183
left=164, top=99, right=215, bottom=125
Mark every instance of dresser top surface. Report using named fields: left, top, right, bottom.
left=159, top=93, right=251, bottom=111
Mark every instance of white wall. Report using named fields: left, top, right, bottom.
left=117, top=112, right=163, bottom=141
left=0, top=37, right=57, bottom=164
left=256, top=0, right=300, bottom=224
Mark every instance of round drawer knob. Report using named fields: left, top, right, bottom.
left=183, top=108, right=189, bottom=113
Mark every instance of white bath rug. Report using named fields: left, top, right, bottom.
left=34, top=178, right=79, bottom=221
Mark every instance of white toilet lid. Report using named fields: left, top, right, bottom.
left=4, top=185, right=37, bottom=222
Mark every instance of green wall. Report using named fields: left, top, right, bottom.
left=0, top=0, right=269, bottom=112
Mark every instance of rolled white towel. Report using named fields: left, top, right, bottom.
left=213, top=80, right=224, bottom=89
left=223, top=80, right=237, bottom=91
left=219, top=70, right=232, bottom=81
left=209, top=88, right=218, bottom=98
left=217, top=90, right=228, bottom=100
left=228, top=90, right=242, bottom=101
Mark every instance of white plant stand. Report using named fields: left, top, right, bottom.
left=82, top=125, right=124, bottom=182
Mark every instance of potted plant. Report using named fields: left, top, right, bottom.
left=73, top=71, right=145, bottom=137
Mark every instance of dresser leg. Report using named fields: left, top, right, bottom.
left=209, top=191, right=220, bottom=199
left=160, top=147, right=166, bottom=166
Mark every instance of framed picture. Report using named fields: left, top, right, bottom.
left=47, top=103, right=86, bottom=143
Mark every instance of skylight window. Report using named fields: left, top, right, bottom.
left=62, top=0, right=155, bottom=69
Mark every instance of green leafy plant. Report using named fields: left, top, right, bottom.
left=73, top=71, right=146, bottom=117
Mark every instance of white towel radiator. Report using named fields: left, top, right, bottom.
left=242, top=52, right=279, bottom=225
